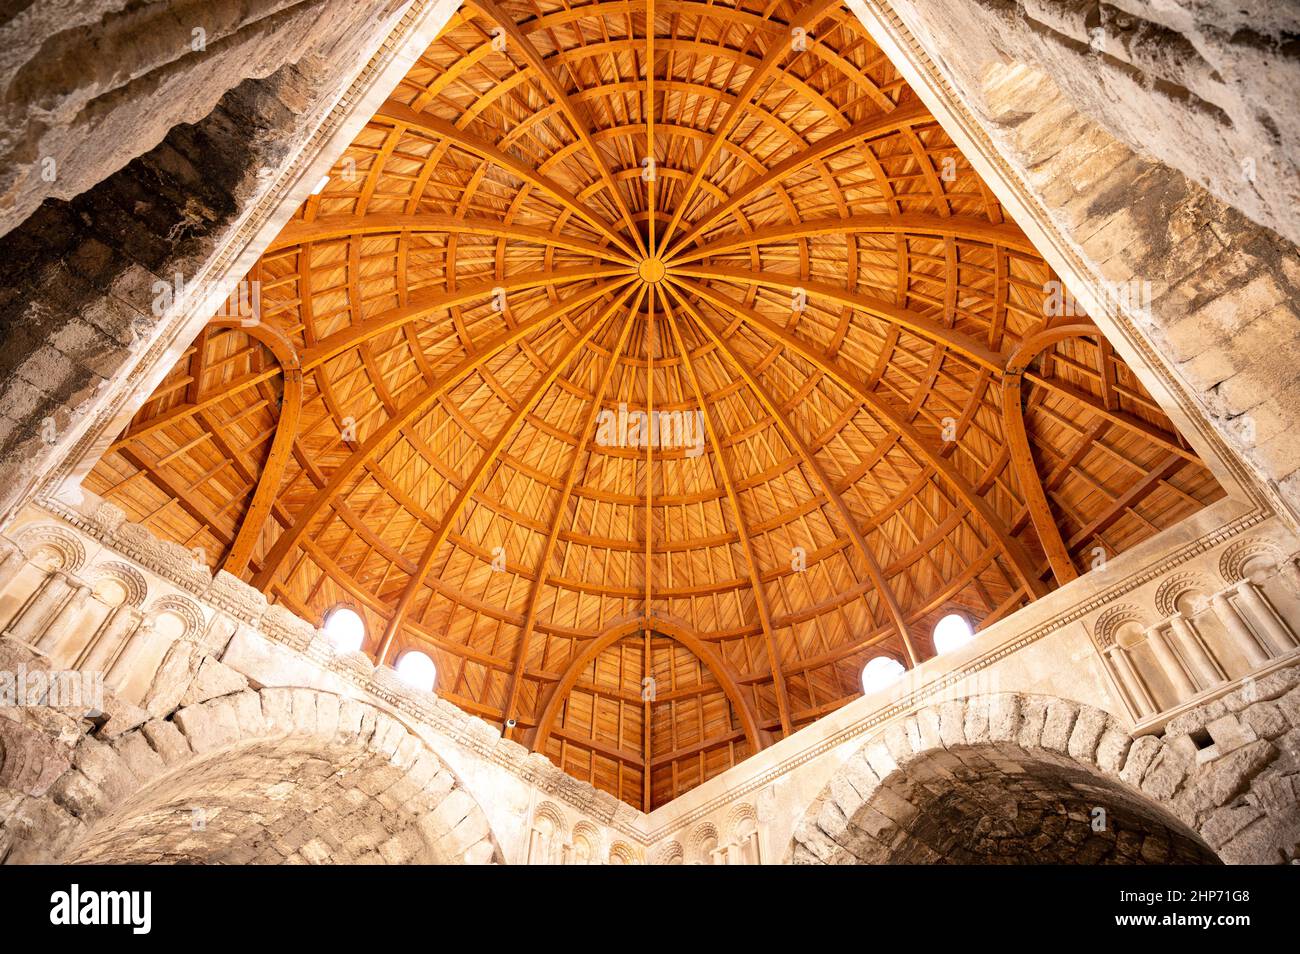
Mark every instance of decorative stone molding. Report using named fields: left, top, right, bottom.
left=1091, top=604, right=1145, bottom=650
left=1219, top=538, right=1286, bottom=585
left=725, top=802, right=758, bottom=842
left=13, top=525, right=86, bottom=573
left=147, top=595, right=207, bottom=641
left=608, top=841, right=637, bottom=865
left=653, top=841, right=684, bottom=865
left=1153, top=573, right=1216, bottom=618
left=88, top=561, right=148, bottom=607
left=687, top=822, right=719, bottom=864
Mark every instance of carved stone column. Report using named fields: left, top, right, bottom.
left=1105, top=644, right=1156, bottom=718
left=527, top=827, right=547, bottom=865
left=76, top=604, right=143, bottom=673
left=1143, top=623, right=1196, bottom=697
left=1167, top=613, right=1223, bottom=689
left=1211, top=591, right=1270, bottom=667
left=34, top=578, right=92, bottom=652
left=0, top=539, right=25, bottom=593
left=6, top=569, right=70, bottom=645
left=105, top=615, right=157, bottom=687
left=1234, top=579, right=1296, bottom=654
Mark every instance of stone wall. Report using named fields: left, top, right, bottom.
left=0, top=496, right=644, bottom=864
left=870, top=0, right=1299, bottom=247
left=791, top=681, right=1300, bottom=865
left=2, top=492, right=1298, bottom=863
left=0, top=0, right=407, bottom=238
left=0, top=640, right=500, bottom=864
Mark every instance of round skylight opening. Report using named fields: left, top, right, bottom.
left=396, top=650, right=437, bottom=692
left=932, top=613, right=976, bottom=656
left=323, top=606, right=366, bottom=654
left=861, top=656, right=905, bottom=694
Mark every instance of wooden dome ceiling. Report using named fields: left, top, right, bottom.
left=86, top=0, right=1224, bottom=810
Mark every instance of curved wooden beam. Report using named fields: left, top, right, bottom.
left=500, top=299, right=639, bottom=736
left=250, top=278, right=635, bottom=592
left=373, top=99, right=639, bottom=259
left=268, top=213, right=638, bottom=265
left=670, top=213, right=1036, bottom=264
left=212, top=319, right=304, bottom=577
left=301, top=265, right=630, bottom=371
left=471, top=0, right=648, bottom=257
left=664, top=103, right=931, bottom=257
left=662, top=294, right=794, bottom=731
left=531, top=616, right=763, bottom=756
left=376, top=285, right=642, bottom=663
left=670, top=265, right=1007, bottom=371
left=1006, top=321, right=1100, bottom=375
left=657, top=0, right=840, bottom=251
left=673, top=276, right=1046, bottom=599
left=667, top=282, right=919, bottom=665
left=1002, top=372, right=1078, bottom=586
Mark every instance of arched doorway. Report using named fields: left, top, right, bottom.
left=68, top=736, right=457, bottom=864
left=792, top=694, right=1223, bottom=865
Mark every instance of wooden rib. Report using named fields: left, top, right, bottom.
left=471, top=0, right=648, bottom=256
left=215, top=319, right=304, bottom=576
left=1024, top=372, right=1199, bottom=462
left=657, top=0, right=841, bottom=251
left=1002, top=371, right=1077, bottom=586
left=533, top=617, right=761, bottom=755
left=301, top=266, right=630, bottom=370
left=110, top=368, right=281, bottom=450
left=373, top=99, right=639, bottom=258
left=376, top=285, right=642, bottom=663
left=670, top=213, right=1036, bottom=263
left=664, top=103, right=931, bottom=256
left=675, top=276, right=1046, bottom=598
left=250, top=278, right=635, bottom=592
left=666, top=281, right=919, bottom=666
left=1067, top=453, right=1187, bottom=553
left=670, top=265, right=1007, bottom=371
left=500, top=298, right=639, bottom=736
left=269, top=213, right=638, bottom=264
left=663, top=293, right=794, bottom=732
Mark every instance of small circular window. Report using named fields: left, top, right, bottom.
left=932, top=613, right=975, bottom=655
left=861, top=656, right=905, bottom=694
left=395, top=650, right=437, bottom=691
left=323, top=606, right=366, bottom=654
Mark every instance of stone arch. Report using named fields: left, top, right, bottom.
left=1219, top=539, right=1287, bottom=586
left=608, top=841, right=636, bottom=865
left=1154, top=573, right=1216, bottom=618
left=0, top=686, right=502, bottom=865
left=13, top=524, right=85, bottom=572
left=1090, top=603, right=1145, bottom=650
left=528, top=800, right=567, bottom=864
left=653, top=840, right=684, bottom=865
left=687, top=821, right=719, bottom=864
left=726, top=802, right=757, bottom=843
left=790, top=691, right=1299, bottom=865
left=570, top=820, right=602, bottom=865
left=87, top=561, right=148, bottom=608
left=147, top=595, right=207, bottom=640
